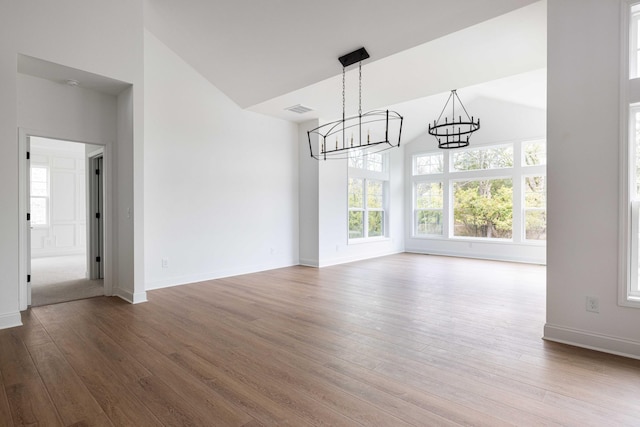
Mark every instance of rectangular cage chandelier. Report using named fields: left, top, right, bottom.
left=307, top=47, right=404, bottom=160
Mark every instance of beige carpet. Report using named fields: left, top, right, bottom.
left=31, top=254, right=104, bottom=307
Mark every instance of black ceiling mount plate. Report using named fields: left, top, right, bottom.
left=338, top=47, right=369, bottom=68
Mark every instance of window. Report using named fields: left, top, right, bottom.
left=522, top=140, right=547, bottom=241
left=366, top=180, right=384, bottom=237
left=348, top=150, right=389, bottom=240
left=414, top=153, right=443, bottom=175
left=452, top=144, right=513, bottom=171
left=631, top=3, right=640, bottom=79
left=453, top=178, right=513, bottom=239
left=628, top=106, right=640, bottom=301
left=412, top=141, right=546, bottom=242
left=524, top=176, right=546, bottom=240
left=348, top=178, right=365, bottom=238
left=349, top=150, right=385, bottom=172
left=30, top=165, right=49, bottom=226
left=415, top=182, right=443, bottom=235
left=523, top=140, right=546, bottom=166
left=624, top=3, right=640, bottom=306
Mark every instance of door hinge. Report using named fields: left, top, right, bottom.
left=96, top=212, right=101, bottom=219
left=96, top=168, right=100, bottom=175
left=27, top=213, right=30, bottom=221
left=96, top=256, right=101, bottom=263
left=26, top=151, right=30, bottom=160
left=27, top=275, right=31, bottom=283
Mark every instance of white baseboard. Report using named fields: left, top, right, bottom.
left=114, top=288, right=148, bottom=304
left=0, top=311, right=23, bottom=330
left=32, top=250, right=85, bottom=258
left=145, top=258, right=299, bottom=291
left=544, top=323, right=640, bottom=360
left=298, top=258, right=319, bottom=267
left=317, top=249, right=403, bottom=268
left=405, top=248, right=545, bottom=265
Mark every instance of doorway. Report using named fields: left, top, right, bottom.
left=26, top=136, right=105, bottom=306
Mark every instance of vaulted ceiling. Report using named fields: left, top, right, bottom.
left=143, top=0, right=546, bottom=132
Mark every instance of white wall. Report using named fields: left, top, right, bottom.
left=297, top=121, right=405, bottom=267
left=143, top=30, right=299, bottom=289
left=545, top=0, right=640, bottom=358
left=18, top=74, right=119, bottom=144
left=404, top=97, right=547, bottom=264
left=317, top=148, right=405, bottom=267
left=0, top=0, right=144, bottom=328
left=299, top=120, right=320, bottom=266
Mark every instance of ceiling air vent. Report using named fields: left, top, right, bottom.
left=285, top=104, right=313, bottom=114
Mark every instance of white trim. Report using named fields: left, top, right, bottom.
left=409, top=138, right=546, bottom=252
left=405, top=248, right=543, bottom=265
left=347, top=177, right=389, bottom=241
left=114, top=288, right=147, bottom=304
left=631, top=201, right=640, bottom=299
left=317, top=249, right=403, bottom=268
left=0, top=312, right=22, bottom=330
left=619, top=2, right=640, bottom=308
left=620, top=0, right=631, bottom=307
left=18, top=129, right=29, bottom=311
left=145, top=258, right=299, bottom=290
left=299, top=258, right=320, bottom=268
left=18, top=127, right=114, bottom=308
left=544, top=324, right=640, bottom=361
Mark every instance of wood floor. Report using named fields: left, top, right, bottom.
left=1, top=254, right=639, bottom=426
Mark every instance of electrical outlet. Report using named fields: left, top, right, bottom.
left=585, top=296, right=599, bottom=313
left=161, top=258, right=169, bottom=268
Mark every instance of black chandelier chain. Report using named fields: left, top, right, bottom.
left=341, top=62, right=363, bottom=119
left=359, top=61, right=362, bottom=116
left=342, top=66, right=346, bottom=122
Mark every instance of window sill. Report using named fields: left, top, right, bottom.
left=619, top=295, right=640, bottom=309
left=348, top=236, right=391, bottom=245
left=410, top=235, right=546, bottom=246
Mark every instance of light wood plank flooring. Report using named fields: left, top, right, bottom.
left=1, top=253, right=639, bottom=426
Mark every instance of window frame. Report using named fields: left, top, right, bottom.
left=413, top=152, right=444, bottom=175
left=450, top=143, right=514, bottom=172
left=451, top=176, right=514, bottom=240
left=413, top=180, right=444, bottom=237
left=522, top=174, right=547, bottom=242
left=619, top=1, right=640, bottom=308
left=631, top=3, right=640, bottom=79
left=30, top=164, right=50, bottom=228
left=348, top=150, right=390, bottom=242
left=411, top=140, right=546, bottom=244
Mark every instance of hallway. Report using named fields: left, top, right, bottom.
left=31, top=255, right=103, bottom=306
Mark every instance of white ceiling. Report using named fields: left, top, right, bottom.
left=18, top=1, right=547, bottom=147
left=248, top=2, right=546, bottom=122
left=144, top=0, right=546, bottom=143
left=144, top=0, right=545, bottom=109
left=18, top=54, right=131, bottom=96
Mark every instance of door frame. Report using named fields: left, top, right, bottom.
left=88, top=149, right=105, bottom=281
left=18, top=128, right=113, bottom=310
left=18, top=130, right=31, bottom=308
